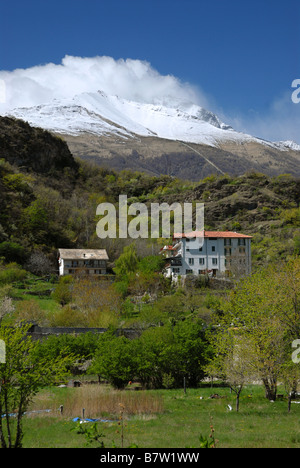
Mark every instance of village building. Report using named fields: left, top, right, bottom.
left=58, top=249, right=109, bottom=277
left=161, top=231, right=252, bottom=279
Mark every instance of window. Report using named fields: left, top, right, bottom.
left=238, top=238, right=246, bottom=246
left=198, top=270, right=206, bottom=275
left=212, top=258, right=218, bottom=265
left=212, top=246, right=216, bottom=252
left=199, top=258, right=205, bottom=265
left=188, top=258, right=194, bottom=266
left=173, top=268, right=180, bottom=273
left=224, top=239, right=232, bottom=246
left=186, top=269, right=193, bottom=275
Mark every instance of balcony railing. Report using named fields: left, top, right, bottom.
left=169, top=257, right=182, bottom=267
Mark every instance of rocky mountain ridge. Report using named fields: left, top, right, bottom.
left=0, top=116, right=78, bottom=177
left=2, top=91, right=300, bottom=180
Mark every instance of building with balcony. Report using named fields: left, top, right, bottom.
left=58, top=249, right=109, bottom=277
left=161, top=231, right=252, bottom=280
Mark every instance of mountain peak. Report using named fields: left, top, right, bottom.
left=5, top=90, right=264, bottom=148
left=3, top=90, right=300, bottom=181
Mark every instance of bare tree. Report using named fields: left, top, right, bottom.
left=25, top=250, right=54, bottom=276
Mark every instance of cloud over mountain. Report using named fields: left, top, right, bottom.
left=1, top=55, right=299, bottom=145
left=0, top=55, right=206, bottom=112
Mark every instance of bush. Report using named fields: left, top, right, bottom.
left=91, top=333, right=136, bottom=389
left=35, top=332, right=99, bottom=361
left=281, top=208, right=300, bottom=226
left=0, top=241, right=26, bottom=264
left=51, top=278, right=72, bottom=305
left=90, top=319, right=212, bottom=390
left=0, top=263, right=27, bottom=285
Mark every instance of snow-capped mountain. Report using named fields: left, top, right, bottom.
left=4, top=89, right=300, bottom=181
left=5, top=89, right=297, bottom=151
left=273, top=140, right=300, bottom=152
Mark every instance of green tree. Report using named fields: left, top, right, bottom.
left=51, top=276, right=73, bottom=306
left=0, top=323, right=73, bottom=448
left=208, top=263, right=294, bottom=401
left=113, top=244, right=139, bottom=278
left=23, top=199, right=49, bottom=235
left=172, top=319, right=212, bottom=387
left=131, top=319, right=211, bottom=389
left=91, top=332, right=136, bottom=389
left=137, top=255, right=164, bottom=275
left=132, top=326, right=175, bottom=389
left=0, top=242, right=26, bottom=264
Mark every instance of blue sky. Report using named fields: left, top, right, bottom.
left=1, top=0, right=300, bottom=142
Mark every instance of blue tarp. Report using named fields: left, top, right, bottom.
left=72, top=417, right=116, bottom=423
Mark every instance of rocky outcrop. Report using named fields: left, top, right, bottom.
left=0, top=116, right=78, bottom=176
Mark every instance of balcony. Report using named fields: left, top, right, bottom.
left=169, top=257, right=182, bottom=267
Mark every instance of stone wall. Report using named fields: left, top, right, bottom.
left=27, top=323, right=140, bottom=340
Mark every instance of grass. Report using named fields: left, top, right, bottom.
left=7, top=276, right=61, bottom=324
left=16, top=383, right=300, bottom=448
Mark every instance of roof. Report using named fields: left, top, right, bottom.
left=58, top=249, right=109, bottom=260
left=173, top=230, right=252, bottom=239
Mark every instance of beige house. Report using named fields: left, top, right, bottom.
left=58, top=249, right=109, bottom=277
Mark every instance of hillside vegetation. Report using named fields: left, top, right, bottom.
left=0, top=156, right=299, bottom=271
left=0, top=116, right=299, bottom=307
left=0, top=116, right=300, bottom=449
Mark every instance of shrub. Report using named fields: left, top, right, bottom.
left=281, top=208, right=300, bottom=226
left=0, top=263, right=27, bottom=285
left=51, top=279, right=72, bottom=306
left=91, top=334, right=136, bottom=389
left=0, top=241, right=26, bottom=264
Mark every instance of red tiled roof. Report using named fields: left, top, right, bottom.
left=173, top=230, right=252, bottom=239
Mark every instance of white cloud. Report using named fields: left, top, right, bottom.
left=0, top=55, right=207, bottom=112
left=1, top=55, right=299, bottom=144
left=222, top=90, right=300, bottom=144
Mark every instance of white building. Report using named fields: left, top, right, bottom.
left=161, top=231, right=252, bottom=279
left=58, top=249, right=109, bottom=277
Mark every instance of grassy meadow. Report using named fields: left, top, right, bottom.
left=16, top=383, right=300, bottom=448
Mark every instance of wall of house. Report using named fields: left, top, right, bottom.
left=58, top=258, right=64, bottom=276
left=58, top=258, right=107, bottom=276
left=168, top=237, right=251, bottom=278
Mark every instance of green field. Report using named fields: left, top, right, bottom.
left=17, top=383, right=300, bottom=448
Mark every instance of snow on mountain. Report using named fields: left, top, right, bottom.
left=3, top=90, right=294, bottom=150
left=273, top=140, right=300, bottom=152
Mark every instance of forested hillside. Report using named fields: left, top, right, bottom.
left=0, top=116, right=299, bottom=273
